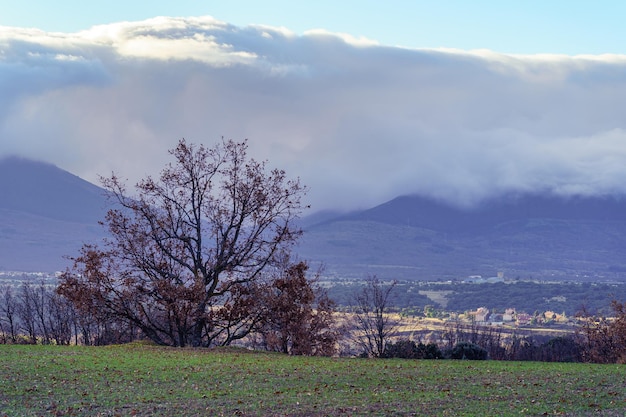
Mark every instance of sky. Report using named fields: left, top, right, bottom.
left=2, top=1, right=626, bottom=211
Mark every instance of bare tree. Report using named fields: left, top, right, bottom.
left=31, top=280, right=51, bottom=344
left=351, top=276, right=398, bottom=357
left=0, top=285, right=18, bottom=343
left=17, top=282, right=38, bottom=344
left=58, top=139, right=306, bottom=347
left=46, top=292, right=75, bottom=346
left=578, top=299, right=626, bottom=363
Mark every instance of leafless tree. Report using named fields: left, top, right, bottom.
left=58, top=138, right=306, bottom=347
left=30, top=280, right=52, bottom=344
left=17, top=282, right=38, bottom=344
left=0, top=285, right=18, bottom=343
left=578, top=299, right=626, bottom=363
left=45, top=292, right=75, bottom=345
left=351, top=276, right=398, bottom=357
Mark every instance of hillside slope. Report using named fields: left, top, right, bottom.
left=298, top=194, right=626, bottom=281
left=0, top=157, right=109, bottom=271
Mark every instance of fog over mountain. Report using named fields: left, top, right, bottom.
left=2, top=17, right=626, bottom=211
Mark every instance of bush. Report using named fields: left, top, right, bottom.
left=540, top=336, right=582, bottom=362
left=578, top=299, right=626, bottom=364
left=448, top=341, right=488, bottom=360
left=382, top=339, right=442, bottom=359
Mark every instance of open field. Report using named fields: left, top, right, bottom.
left=0, top=344, right=624, bottom=416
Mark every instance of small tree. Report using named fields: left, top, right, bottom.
left=46, top=291, right=76, bottom=346
left=351, top=276, right=398, bottom=357
left=17, top=282, right=38, bottom=344
left=256, top=260, right=339, bottom=356
left=578, top=299, right=626, bottom=363
left=31, top=280, right=51, bottom=345
left=448, top=341, right=488, bottom=360
left=58, top=138, right=306, bottom=347
left=0, top=285, right=18, bottom=343
left=539, top=336, right=582, bottom=363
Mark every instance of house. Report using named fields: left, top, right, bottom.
left=543, top=310, right=567, bottom=323
left=462, top=272, right=505, bottom=284
left=516, top=313, right=532, bottom=326
left=503, top=308, right=515, bottom=322
left=489, top=313, right=504, bottom=325
left=474, top=307, right=490, bottom=322
left=463, top=275, right=484, bottom=284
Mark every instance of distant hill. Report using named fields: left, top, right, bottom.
left=333, top=194, right=626, bottom=232
left=2, top=156, right=626, bottom=282
left=0, top=157, right=109, bottom=271
left=298, top=194, right=626, bottom=282
left=0, top=156, right=107, bottom=223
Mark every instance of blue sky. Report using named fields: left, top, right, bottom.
left=2, top=2, right=626, bottom=210
left=1, top=1, right=625, bottom=55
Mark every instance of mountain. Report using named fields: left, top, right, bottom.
left=2, top=156, right=626, bottom=282
left=0, top=157, right=109, bottom=271
left=344, top=194, right=626, bottom=230
left=298, top=194, right=626, bottom=282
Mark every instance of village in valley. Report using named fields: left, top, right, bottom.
left=1, top=269, right=615, bottom=334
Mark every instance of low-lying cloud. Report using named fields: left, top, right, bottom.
left=2, top=16, right=626, bottom=211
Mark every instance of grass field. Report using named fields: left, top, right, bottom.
left=0, top=344, right=624, bottom=416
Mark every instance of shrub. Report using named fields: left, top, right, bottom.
left=448, top=341, right=488, bottom=360
left=578, top=299, right=626, bottom=364
left=382, top=339, right=442, bottom=359
left=539, top=336, right=582, bottom=362
left=414, top=342, right=444, bottom=359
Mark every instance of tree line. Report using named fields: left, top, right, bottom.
left=1, top=138, right=624, bottom=363
left=1, top=276, right=625, bottom=363
left=340, top=277, right=625, bottom=363
left=327, top=280, right=626, bottom=318
left=379, top=300, right=626, bottom=364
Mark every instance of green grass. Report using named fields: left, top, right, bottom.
left=0, top=344, right=624, bottom=416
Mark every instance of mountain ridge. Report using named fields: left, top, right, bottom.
left=0, top=156, right=108, bottom=224
left=0, top=157, right=109, bottom=271
left=299, top=194, right=626, bottom=281
left=2, top=156, right=626, bottom=281
left=314, top=193, right=626, bottom=232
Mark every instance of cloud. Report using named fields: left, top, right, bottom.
left=2, top=17, right=626, bottom=211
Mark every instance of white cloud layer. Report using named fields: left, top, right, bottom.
left=2, top=16, right=626, bottom=211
